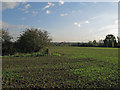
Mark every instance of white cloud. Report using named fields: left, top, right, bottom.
left=74, top=22, right=80, bottom=27
left=31, top=11, right=38, bottom=15
left=0, top=21, right=2, bottom=29
left=82, top=15, right=103, bottom=25
left=2, top=0, right=25, bottom=2
left=1, top=2, right=19, bottom=10
left=72, top=10, right=76, bottom=14
left=2, top=21, right=26, bottom=29
left=59, top=0, right=64, bottom=5
left=93, top=2, right=97, bottom=4
left=90, top=15, right=104, bottom=21
left=115, top=20, right=118, bottom=24
left=73, top=15, right=101, bottom=27
left=24, top=10, right=29, bottom=13
left=1, top=21, right=44, bottom=41
left=60, top=13, right=68, bottom=16
left=21, top=17, right=25, bottom=20
left=22, top=2, right=26, bottom=4
left=18, top=3, right=31, bottom=13
left=77, top=24, right=81, bottom=27
left=74, top=22, right=78, bottom=25
left=1, top=21, right=28, bottom=40
left=98, top=22, right=118, bottom=37
left=25, top=4, right=31, bottom=9
left=100, top=24, right=117, bottom=31
left=43, top=2, right=55, bottom=10
left=80, top=2, right=86, bottom=5
left=46, top=10, right=50, bottom=14
left=1, top=2, right=27, bottom=10
left=37, top=27, right=41, bottom=30
left=74, top=20, right=89, bottom=28
left=84, top=20, right=89, bottom=24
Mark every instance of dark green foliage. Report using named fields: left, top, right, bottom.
left=2, top=41, right=15, bottom=56
left=98, top=40, right=104, bottom=47
left=16, top=28, right=52, bottom=53
left=93, top=40, right=97, bottom=46
left=1, top=29, right=16, bottom=56
left=88, top=41, right=93, bottom=47
left=104, top=34, right=117, bottom=47
left=2, top=29, right=12, bottom=42
left=1, top=28, right=52, bottom=56
left=117, top=37, right=120, bottom=47
left=12, top=48, right=48, bottom=57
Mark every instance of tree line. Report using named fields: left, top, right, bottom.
left=1, top=28, right=51, bottom=56
left=52, top=34, right=120, bottom=48
left=1, top=28, right=120, bottom=56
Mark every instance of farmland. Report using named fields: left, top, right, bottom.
left=2, top=47, right=119, bottom=88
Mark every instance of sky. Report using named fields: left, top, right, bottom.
left=1, top=2, right=118, bottom=42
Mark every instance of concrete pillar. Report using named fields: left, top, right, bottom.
left=112, top=42, right=114, bottom=48
left=46, top=48, right=51, bottom=56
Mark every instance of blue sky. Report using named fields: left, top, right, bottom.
left=1, top=2, right=118, bottom=42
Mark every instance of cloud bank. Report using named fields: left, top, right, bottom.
left=1, top=2, right=19, bottom=10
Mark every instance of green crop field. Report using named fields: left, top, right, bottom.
left=2, top=47, right=119, bottom=88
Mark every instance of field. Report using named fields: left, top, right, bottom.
left=2, top=47, right=119, bottom=88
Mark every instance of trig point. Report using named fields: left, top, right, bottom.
left=46, top=48, right=51, bottom=56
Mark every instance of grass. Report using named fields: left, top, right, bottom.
left=2, top=46, right=119, bottom=88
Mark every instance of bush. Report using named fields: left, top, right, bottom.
left=16, top=28, right=52, bottom=53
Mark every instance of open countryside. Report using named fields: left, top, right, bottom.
left=1, top=1, right=119, bottom=89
